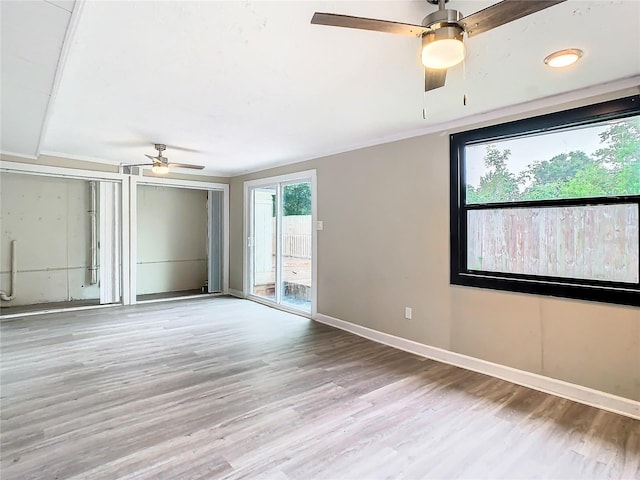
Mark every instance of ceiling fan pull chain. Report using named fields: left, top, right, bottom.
left=462, top=37, right=467, bottom=106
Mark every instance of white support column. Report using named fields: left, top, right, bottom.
left=128, top=176, right=138, bottom=304
left=222, top=184, right=230, bottom=294
left=98, top=182, right=122, bottom=304
left=207, top=190, right=225, bottom=293
left=121, top=176, right=131, bottom=305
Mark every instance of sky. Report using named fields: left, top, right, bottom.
left=464, top=121, right=617, bottom=188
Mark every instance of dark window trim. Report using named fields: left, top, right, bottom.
left=450, top=95, right=640, bottom=307
left=465, top=195, right=638, bottom=210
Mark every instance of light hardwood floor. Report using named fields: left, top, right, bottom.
left=1, top=297, right=638, bottom=479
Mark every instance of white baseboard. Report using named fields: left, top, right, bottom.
left=228, top=289, right=245, bottom=299
left=313, top=313, right=640, bottom=420
left=1, top=303, right=116, bottom=320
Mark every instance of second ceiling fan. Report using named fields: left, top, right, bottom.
left=123, top=144, right=205, bottom=174
left=311, top=0, right=566, bottom=92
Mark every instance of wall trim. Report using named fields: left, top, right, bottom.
left=246, top=294, right=313, bottom=319
left=228, top=289, right=245, bottom=298
left=1, top=303, right=117, bottom=321
left=0, top=160, right=123, bottom=181
left=231, top=77, right=640, bottom=177
left=135, top=175, right=228, bottom=192
left=136, top=293, right=222, bottom=305
left=313, top=313, right=640, bottom=420
left=0, top=151, right=38, bottom=161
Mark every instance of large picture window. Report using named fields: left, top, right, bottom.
left=450, top=96, right=639, bottom=306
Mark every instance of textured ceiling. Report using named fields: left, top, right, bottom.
left=2, top=1, right=640, bottom=176
left=1, top=0, right=75, bottom=156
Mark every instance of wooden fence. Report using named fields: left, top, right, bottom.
left=277, top=215, right=312, bottom=258
left=467, top=204, right=639, bottom=283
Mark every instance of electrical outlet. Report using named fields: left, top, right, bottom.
left=404, top=307, right=412, bottom=320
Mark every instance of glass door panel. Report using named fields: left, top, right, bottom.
left=251, top=186, right=277, bottom=301
left=280, top=181, right=312, bottom=313
left=248, top=175, right=314, bottom=314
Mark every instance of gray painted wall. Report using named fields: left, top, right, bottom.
left=0, top=173, right=100, bottom=306
left=136, top=185, right=208, bottom=295
left=229, top=88, right=640, bottom=401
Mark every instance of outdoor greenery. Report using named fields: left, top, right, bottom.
left=268, top=183, right=311, bottom=217
left=466, top=118, right=640, bottom=204
left=282, top=182, right=311, bottom=216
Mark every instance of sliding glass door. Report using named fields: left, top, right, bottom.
left=280, top=181, right=312, bottom=311
left=247, top=172, right=315, bottom=314
left=250, top=186, right=277, bottom=302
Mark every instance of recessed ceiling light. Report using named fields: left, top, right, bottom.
left=544, top=48, right=583, bottom=68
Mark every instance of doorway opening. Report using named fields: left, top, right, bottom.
left=133, top=182, right=226, bottom=304
left=0, top=171, right=123, bottom=317
left=245, top=171, right=316, bottom=315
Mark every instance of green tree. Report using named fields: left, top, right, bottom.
left=467, top=146, right=520, bottom=203
left=522, top=150, right=594, bottom=183
left=282, top=183, right=311, bottom=215
left=594, top=118, right=640, bottom=195
left=558, top=163, right=614, bottom=198
left=467, top=118, right=639, bottom=203
left=520, top=151, right=597, bottom=200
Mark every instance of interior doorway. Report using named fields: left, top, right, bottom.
left=133, top=182, right=226, bottom=303
left=245, top=171, right=316, bottom=315
left=0, top=162, right=229, bottom=316
left=0, top=170, right=123, bottom=317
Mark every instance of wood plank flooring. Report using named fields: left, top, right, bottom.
left=1, top=297, right=638, bottom=479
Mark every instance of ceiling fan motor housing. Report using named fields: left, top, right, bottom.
left=422, top=8, right=463, bottom=30
left=422, top=24, right=464, bottom=49
left=421, top=8, right=464, bottom=48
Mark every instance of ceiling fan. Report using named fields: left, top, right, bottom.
left=123, top=144, right=205, bottom=174
left=311, top=0, right=566, bottom=92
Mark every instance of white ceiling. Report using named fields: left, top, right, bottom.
left=2, top=0, right=639, bottom=176
left=1, top=0, right=75, bottom=156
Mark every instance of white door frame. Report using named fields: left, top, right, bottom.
left=129, top=175, right=229, bottom=305
left=243, top=169, right=317, bottom=317
left=0, top=161, right=231, bottom=310
left=0, top=160, right=127, bottom=306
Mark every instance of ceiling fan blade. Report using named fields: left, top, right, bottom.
left=122, top=163, right=154, bottom=167
left=167, top=163, right=205, bottom=170
left=425, top=68, right=447, bottom=92
left=311, top=12, right=429, bottom=37
left=144, top=154, right=161, bottom=162
left=460, top=0, right=566, bottom=38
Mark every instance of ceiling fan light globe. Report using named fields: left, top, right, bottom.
left=152, top=165, right=169, bottom=175
left=421, top=37, right=465, bottom=69
left=421, top=25, right=465, bottom=69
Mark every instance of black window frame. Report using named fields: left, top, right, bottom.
left=450, top=95, right=640, bottom=307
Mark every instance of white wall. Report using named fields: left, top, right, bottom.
left=229, top=87, right=640, bottom=401
left=0, top=173, right=99, bottom=306
left=136, top=184, right=208, bottom=295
